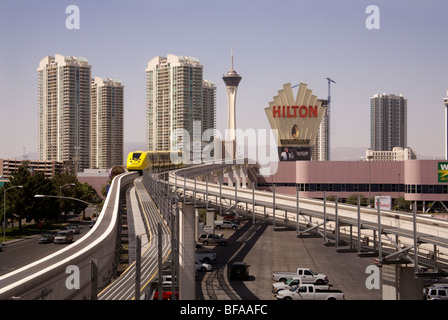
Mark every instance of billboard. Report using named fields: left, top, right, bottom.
left=438, top=162, right=448, bottom=182
left=265, top=82, right=326, bottom=161
left=278, top=146, right=311, bottom=161
left=375, top=196, right=392, bottom=211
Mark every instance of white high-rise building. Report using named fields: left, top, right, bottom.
left=91, top=77, right=124, bottom=169
left=371, top=93, right=407, bottom=151
left=146, top=54, right=216, bottom=156
left=312, top=99, right=329, bottom=161
left=38, top=54, right=91, bottom=172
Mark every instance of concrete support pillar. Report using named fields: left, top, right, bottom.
left=382, top=265, right=424, bottom=300
left=217, top=171, right=224, bottom=185
left=239, top=166, right=247, bottom=188
left=179, top=202, right=195, bottom=300
left=226, top=171, right=234, bottom=187
left=205, top=208, right=215, bottom=231
left=234, top=169, right=241, bottom=188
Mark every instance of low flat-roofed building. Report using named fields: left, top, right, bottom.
left=77, top=168, right=110, bottom=199
left=258, top=160, right=448, bottom=211
left=0, top=159, right=65, bottom=179
left=365, top=147, right=416, bottom=161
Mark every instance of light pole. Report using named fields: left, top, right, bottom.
left=34, top=194, right=98, bottom=221
left=367, top=155, right=374, bottom=207
left=60, top=183, right=76, bottom=223
left=3, top=185, right=23, bottom=244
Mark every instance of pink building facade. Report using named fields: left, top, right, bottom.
left=258, top=160, right=448, bottom=207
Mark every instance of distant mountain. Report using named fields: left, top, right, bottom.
left=7, top=142, right=147, bottom=164
left=331, top=147, right=367, bottom=161
left=10, top=143, right=441, bottom=165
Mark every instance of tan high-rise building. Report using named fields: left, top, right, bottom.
left=91, top=77, right=124, bottom=169
left=202, top=79, right=217, bottom=137
left=37, top=54, right=91, bottom=172
left=146, top=54, right=216, bottom=155
left=371, top=93, right=407, bottom=151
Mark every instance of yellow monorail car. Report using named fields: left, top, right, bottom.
left=126, top=150, right=184, bottom=172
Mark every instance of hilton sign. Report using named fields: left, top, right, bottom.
left=272, top=105, right=319, bottom=118
left=265, top=82, right=326, bottom=161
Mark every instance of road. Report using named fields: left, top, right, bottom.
left=0, top=221, right=89, bottom=277
left=196, top=220, right=382, bottom=300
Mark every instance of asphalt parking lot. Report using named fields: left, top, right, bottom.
left=195, top=220, right=382, bottom=300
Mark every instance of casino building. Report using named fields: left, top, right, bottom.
left=257, top=82, right=448, bottom=212
left=258, top=159, right=448, bottom=211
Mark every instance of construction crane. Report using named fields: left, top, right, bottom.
left=326, top=77, right=336, bottom=160
left=291, top=79, right=334, bottom=161
left=326, top=77, right=336, bottom=103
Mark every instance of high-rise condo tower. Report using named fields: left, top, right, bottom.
left=38, top=54, right=91, bottom=172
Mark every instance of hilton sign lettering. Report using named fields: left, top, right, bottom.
left=272, top=105, right=318, bottom=118
left=265, top=82, right=326, bottom=161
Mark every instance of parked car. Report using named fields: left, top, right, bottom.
left=199, top=233, right=229, bottom=246
left=214, top=220, right=238, bottom=230
left=195, top=260, right=212, bottom=272
left=276, top=284, right=344, bottom=300
left=272, top=277, right=331, bottom=294
left=425, top=284, right=448, bottom=300
left=153, top=291, right=178, bottom=300
left=67, top=224, right=80, bottom=234
left=230, top=262, right=250, bottom=280
left=223, top=215, right=242, bottom=224
left=0, top=242, right=2, bottom=252
left=195, top=244, right=217, bottom=263
left=272, top=267, right=329, bottom=284
left=54, top=230, right=74, bottom=244
left=38, top=234, right=55, bottom=244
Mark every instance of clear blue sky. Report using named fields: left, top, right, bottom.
left=1, top=0, right=447, bottom=160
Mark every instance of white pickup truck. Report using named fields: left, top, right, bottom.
left=272, top=268, right=329, bottom=284
left=276, top=284, right=344, bottom=300
left=195, top=245, right=217, bottom=263
left=272, top=277, right=330, bottom=294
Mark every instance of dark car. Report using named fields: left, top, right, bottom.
left=230, top=262, right=250, bottom=280
left=38, top=234, right=54, bottom=244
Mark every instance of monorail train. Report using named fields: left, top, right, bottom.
left=126, top=150, right=183, bottom=172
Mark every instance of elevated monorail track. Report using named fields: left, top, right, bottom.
left=97, top=176, right=171, bottom=300
left=0, top=171, right=138, bottom=300
left=169, top=162, right=448, bottom=275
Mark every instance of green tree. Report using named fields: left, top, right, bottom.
left=74, top=182, right=100, bottom=220
left=4, top=164, right=58, bottom=232
left=345, top=194, right=370, bottom=206
left=52, top=172, right=79, bottom=221
left=393, top=196, right=412, bottom=212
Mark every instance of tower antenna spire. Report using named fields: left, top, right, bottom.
left=223, top=46, right=242, bottom=160
left=231, top=45, right=234, bottom=70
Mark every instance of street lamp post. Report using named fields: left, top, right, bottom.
left=34, top=194, right=98, bottom=222
left=3, top=185, right=23, bottom=244
left=367, top=155, right=374, bottom=207
left=59, top=183, right=76, bottom=223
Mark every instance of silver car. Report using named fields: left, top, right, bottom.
left=67, top=224, right=80, bottom=234
left=54, top=230, right=74, bottom=244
